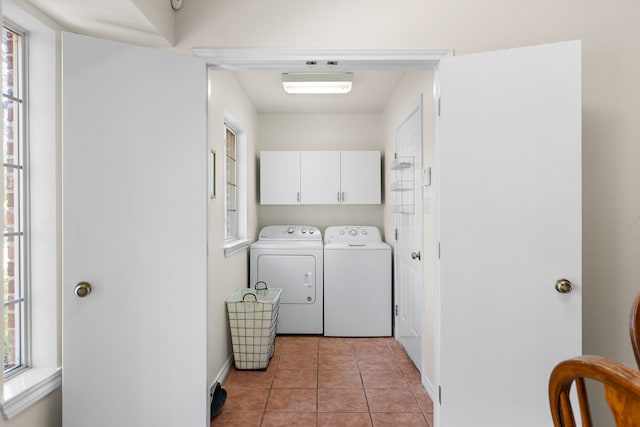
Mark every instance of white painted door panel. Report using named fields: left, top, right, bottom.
left=62, top=33, right=207, bottom=427
left=394, top=100, right=423, bottom=369
left=437, top=41, right=581, bottom=426
left=300, top=151, right=340, bottom=204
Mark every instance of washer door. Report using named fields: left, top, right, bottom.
left=255, top=254, right=316, bottom=304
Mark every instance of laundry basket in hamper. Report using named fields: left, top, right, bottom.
left=226, top=287, right=282, bottom=370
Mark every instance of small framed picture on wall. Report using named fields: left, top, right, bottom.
left=209, top=149, right=216, bottom=199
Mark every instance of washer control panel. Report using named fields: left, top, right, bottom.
left=259, top=225, right=321, bottom=240
left=324, top=226, right=382, bottom=244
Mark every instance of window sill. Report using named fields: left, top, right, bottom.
left=224, top=239, right=250, bottom=257
left=1, top=367, right=62, bottom=419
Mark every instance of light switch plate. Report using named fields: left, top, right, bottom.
left=422, top=167, right=432, bottom=186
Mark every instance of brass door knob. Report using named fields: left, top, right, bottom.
left=411, top=251, right=422, bottom=260
left=555, top=279, right=572, bottom=294
left=75, top=282, right=92, bottom=298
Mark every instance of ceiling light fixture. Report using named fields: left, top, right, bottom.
left=281, top=72, right=353, bottom=94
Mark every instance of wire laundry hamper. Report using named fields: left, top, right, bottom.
left=226, top=283, right=282, bottom=370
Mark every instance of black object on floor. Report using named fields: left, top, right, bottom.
left=210, top=382, right=227, bottom=419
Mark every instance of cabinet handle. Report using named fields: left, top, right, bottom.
left=341, top=192, right=345, bottom=202
left=337, top=192, right=341, bottom=202
left=297, top=192, right=300, bottom=202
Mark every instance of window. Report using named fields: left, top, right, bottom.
left=224, top=125, right=237, bottom=240
left=2, top=23, right=28, bottom=377
left=0, top=8, right=60, bottom=418
left=222, top=118, right=248, bottom=257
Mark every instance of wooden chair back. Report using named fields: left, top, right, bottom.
left=629, top=292, right=640, bottom=369
left=549, top=355, right=640, bottom=427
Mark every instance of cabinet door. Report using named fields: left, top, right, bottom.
left=300, top=151, right=341, bottom=204
left=260, top=151, right=301, bottom=204
left=340, top=151, right=381, bottom=204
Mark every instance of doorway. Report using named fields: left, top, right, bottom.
left=198, top=49, right=446, bottom=400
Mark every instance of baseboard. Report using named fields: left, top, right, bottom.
left=209, top=356, right=234, bottom=402
left=421, top=373, right=435, bottom=402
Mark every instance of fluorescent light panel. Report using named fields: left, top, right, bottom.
left=281, top=72, right=353, bottom=94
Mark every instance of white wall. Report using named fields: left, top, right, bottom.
left=0, top=390, right=60, bottom=427
left=177, top=1, right=640, bottom=423
left=257, top=114, right=385, bottom=233
left=4, top=0, right=639, bottom=424
left=207, top=71, right=259, bottom=385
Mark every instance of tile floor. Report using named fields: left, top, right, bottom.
left=211, top=335, right=434, bottom=426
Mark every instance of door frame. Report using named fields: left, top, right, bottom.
left=194, top=46, right=451, bottom=405
left=193, top=48, right=452, bottom=71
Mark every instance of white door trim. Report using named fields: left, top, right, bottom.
left=192, top=48, right=452, bottom=70
left=193, top=46, right=450, bottom=422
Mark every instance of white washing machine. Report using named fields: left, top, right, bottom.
left=249, top=225, right=323, bottom=334
left=324, top=226, right=392, bottom=337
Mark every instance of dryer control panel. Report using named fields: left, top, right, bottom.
left=324, top=226, right=382, bottom=244
left=258, top=225, right=322, bottom=241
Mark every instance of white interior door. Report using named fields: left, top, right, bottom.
left=62, top=33, right=208, bottom=427
left=436, top=41, right=581, bottom=427
left=394, top=99, right=424, bottom=370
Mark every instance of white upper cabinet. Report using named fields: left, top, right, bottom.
left=340, top=150, right=381, bottom=204
left=260, top=151, right=301, bottom=204
left=260, top=150, right=381, bottom=205
left=301, top=151, right=341, bottom=204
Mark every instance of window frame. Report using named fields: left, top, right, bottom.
left=221, top=116, right=248, bottom=257
left=2, top=20, right=30, bottom=379
left=224, top=123, right=238, bottom=242
left=0, top=5, right=61, bottom=419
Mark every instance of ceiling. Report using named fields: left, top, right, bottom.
left=27, top=0, right=172, bottom=46
left=21, top=0, right=431, bottom=114
left=232, top=71, right=407, bottom=114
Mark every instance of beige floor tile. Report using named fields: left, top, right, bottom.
left=318, top=412, right=373, bottom=426
left=371, top=412, right=430, bottom=426
left=272, top=368, right=318, bottom=388
left=213, top=337, right=434, bottom=427
left=318, top=388, right=368, bottom=412
left=278, top=351, right=318, bottom=369
left=319, top=338, right=356, bottom=355
left=365, top=387, right=421, bottom=413
left=221, top=387, right=269, bottom=412
left=224, top=368, right=275, bottom=388
left=261, top=412, right=317, bottom=426
left=266, top=388, right=318, bottom=412
left=318, top=353, right=358, bottom=370
left=210, top=410, right=263, bottom=427
left=358, top=354, right=399, bottom=370
left=318, top=368, right=363, bottom=388
left=360, top=367, right=408, bottom=388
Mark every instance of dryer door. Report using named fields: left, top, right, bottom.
left=255, top=254, right=316, bottom=304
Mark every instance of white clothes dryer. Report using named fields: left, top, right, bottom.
left=249, top=225, right=323, bottom=334
left=324, top=226, right=392, bottom=337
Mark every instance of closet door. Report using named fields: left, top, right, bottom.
left=437, top=40, right=581, bottom=427
left=62, top=33, right=208, bottom=427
